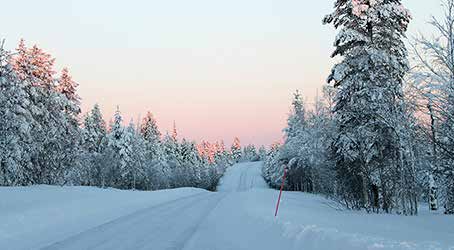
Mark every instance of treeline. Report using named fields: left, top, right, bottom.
left=0, top=39, right=261, bottom=191
left=80, top=107, right=228, bottom=191
left=264, top=0, right=454, bottom=215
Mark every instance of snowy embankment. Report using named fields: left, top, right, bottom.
left=230, top=189, right=454, bottom=250
left=189, top=162, right=454, bottom=250
left=1, top=162, right=453, bottom=250
left=0, top=185, right=206, bottom=249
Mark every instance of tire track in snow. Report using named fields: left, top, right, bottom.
left=41, top=192, right=220, bottom=250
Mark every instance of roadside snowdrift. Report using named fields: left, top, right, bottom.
left=246, top=189, right=454, bottom=250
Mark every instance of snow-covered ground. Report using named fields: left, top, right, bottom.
left=1, top=162, right=453, bottom=250
left=0, top=186, right=206, bottom=250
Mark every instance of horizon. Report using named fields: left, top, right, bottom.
left=1, top=0, right=441, bottom=147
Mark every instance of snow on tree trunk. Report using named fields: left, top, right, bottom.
left=428, top=173, right=438, bottom=211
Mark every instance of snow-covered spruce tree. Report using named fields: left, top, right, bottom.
left=231, top=137, right=242, bottom=163
left=0, top=40, right=37, bottom=185
left=267, top=90, right=307, bottom=192
left=58, top=68, right=80, bottom=112
left=140, top=112, right=162, bottom=159
left=140, top=111, right=169, bottom=190
left=163, top=125, right=182, bottom=187
left=324, top=0, right=418, bottom=214
left=56, top=67, right=82, bottom=184
left=411, top=0, right=454, bottom=214
left=83, top=104, right=107, bottom=154
left=178, top=139, right=201, bottom=187
left=263, top=142, right=284, bottom=189
left=199, top=140, right=216, bottom=164
left=82, top=104, right=108, bottom=186
left=121, top=121, right=147, bottom=190
left=280, top=90, right=306, bottom=168
left=173, top=138, right=193, bottom=187
left=163, top=123, right=181, bottom=163
left=285, top=90, right=306, bottom=140
left=106, top=107, right=127, bottom=188
left=105, top=111, right=147, bottom=190
left=10, top=39, right=53, bottom=184
left=11, top=39, right=75, bottom=185
left=213, top=141, right=227, bottom=164
left=214, top=140, right=232, bottom=174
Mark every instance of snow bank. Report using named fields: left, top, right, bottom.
left=244, top=189, right=454, bottom=250
left=278, top=220, right=449, bottom=250
left=0, top=185, right=206, bottom=250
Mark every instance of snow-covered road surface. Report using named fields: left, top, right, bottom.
left=43, top=192, right=225, bottom=250
left=40, top=162, right=270, bottom=250
left=1, top=162, right=453, bottom=250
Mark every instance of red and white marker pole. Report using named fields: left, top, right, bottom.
left=274, top=166, right=288, bottom=217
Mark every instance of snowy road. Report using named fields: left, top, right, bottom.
left=43, top=192, right=225, bottom=250
left=1, top=162, right=453, bottom=250
left=41, top=162, right=270, bottom=250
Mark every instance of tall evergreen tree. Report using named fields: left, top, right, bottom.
left=281, top=90, right=307, bottom=163
left=0, top=41, right=36, bottom=185
left=83, top=104, right=107, bottom=154
left=106, top=107, right=125, bottom=187
left=82, top=104, right=108, bottom=186
left=285, top=90, right=306, bottom=140
left=11, top=39, right=72, bottom=185
left=140, top=111, right=162, bottom=160
left=56, top=67, right=82, bottom=185
left=139, top=111, right=169, bottom=189
left=324, top=0, right=417, bottom=214
left=231, top=137, right=242, bottom=163
left=122, top=121, right=147, bottom=190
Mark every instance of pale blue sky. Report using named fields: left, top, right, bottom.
left=1, top=0, right=443, bottom=146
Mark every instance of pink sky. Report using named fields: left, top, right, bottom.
left=2, top=0, right=439, bottom=147
left=72, top=45, right=330, bottom=147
